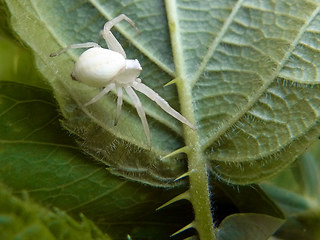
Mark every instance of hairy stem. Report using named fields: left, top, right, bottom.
left=165, top=0, right=215, bottom=239
left=177, top=80, right=215, bottom=240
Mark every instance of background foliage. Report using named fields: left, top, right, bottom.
left=1, top=0, right=320, bottom=239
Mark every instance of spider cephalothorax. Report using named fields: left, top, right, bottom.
left=50, top=14, right=195, bottom=145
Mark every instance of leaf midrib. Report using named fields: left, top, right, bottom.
left=165, top=1, right=215, bottom=239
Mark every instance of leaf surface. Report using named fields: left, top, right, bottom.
left=261, top=150, right=320, bottom=240
left=5, top=0, right=320, bottom=186
left=172, top=0, right=320, bottom=183
left=4, top=1, right=320, bottom=239
left=215, top=213, right=284, bottom=240
left=0, top=81, right=192, bottom=239
left=0, top=183, right=112, bottom=240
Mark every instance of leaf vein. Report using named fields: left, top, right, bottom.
left=190, top=0, right=245, bottom=86
left=201, top=4, right=320, bottom=150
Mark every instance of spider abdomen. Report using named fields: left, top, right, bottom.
left=72, top=47, right=126, bottom=87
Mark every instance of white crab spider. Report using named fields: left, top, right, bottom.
left=50, top=14, right=195, bottom=145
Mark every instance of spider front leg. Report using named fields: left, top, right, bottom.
left=124, top=86, right=151, bottom=146
left=100, top=14, right=139, bottom=58
left=132, top=80, right=195, bottom=130
left=50, top=42, right=101, bottom=57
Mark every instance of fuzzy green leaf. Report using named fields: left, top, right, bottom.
left=0, top=183, right=112, bottom=240
left=0, top=81, right=192, bottom=239
left=4, top=1, right=320, bottom=239
left=4, top=0, right=188, bottom=186
left=5, top=0, right=320, bottom=186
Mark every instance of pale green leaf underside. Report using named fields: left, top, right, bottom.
left=6, top=0, right=187, bottom=186
left=169, top=0, right=320, bottom=183
left=6, top=0, right=320, bottom=185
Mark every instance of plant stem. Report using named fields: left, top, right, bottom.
left=177, top=80, right=215, bottom=240
left=165, top=0, right=215, bottom=238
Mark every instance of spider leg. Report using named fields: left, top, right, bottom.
left=114, top=86, right=123, bottom=126
left=132, top=81, right=195, bottom=129
left=101, top=14, right=139, bottom=58
left=84, top=83, right=115, bottom=107
left=50, top=42, right=101, bottom=57
left=124, top=86, right=151, bottom=146
left=103, top=14, right=138, bottom=34
left=100, top=31, right=126, bottom=58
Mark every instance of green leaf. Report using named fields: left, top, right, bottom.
left=262, top=151, right=320, bottom=214
left=261, top=184, right=312, bottom=214
left=261, top=148, right=320, bottom=240
left=5, top=0, right=320, bottom=185
left=0, top=2, right=47, bottom=89
left=214, top=213, right=284, bottom=240
left=210, top=181, right=284, bottom=220
left=290, top=153, right=320, bottom=200
left=5, top=0, right=188, bottom=186
left=0, top=35, right=47, bottom=89
left=0, top=81, right=192, bottom=239
left=4, top=0, right=320, bottom=239
left=275, top=209, right=320, bottom=240
left=0, top=182, right=112, bottom=240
